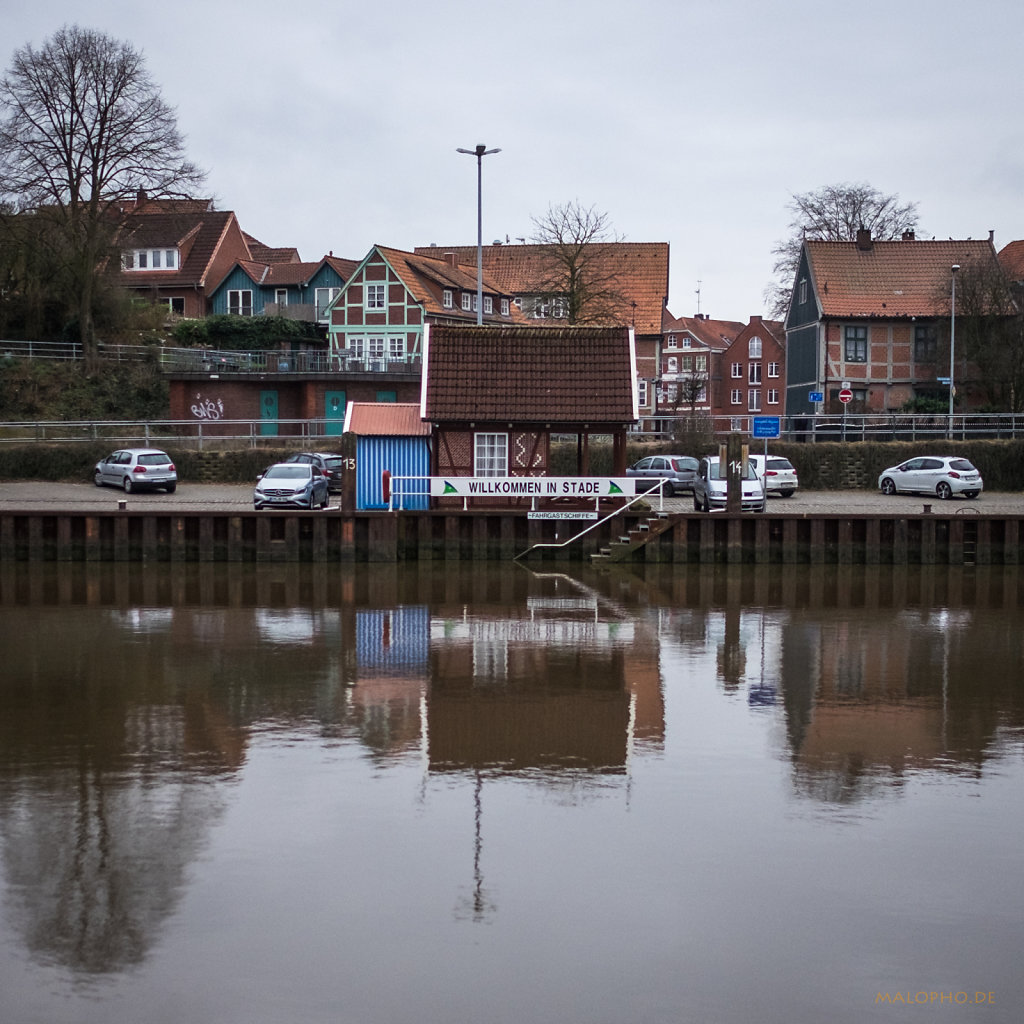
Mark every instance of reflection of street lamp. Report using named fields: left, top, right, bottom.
left=456, top=144, right=500, bottom=325
left=949, top=263, right=960, bottom=436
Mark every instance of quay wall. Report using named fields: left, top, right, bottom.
left=1, top=508, right=1022, bottom=565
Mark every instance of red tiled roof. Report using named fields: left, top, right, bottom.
left=423, top=325, right=636, bottom=424
left=345, top=403, right=430, bottom=436
left=805, top=238, right=999, bottom=318
left=374, top=246, right=527, bottom=324
left=413, top=242, right=669, bottom=335
left=663, top=314, right=747, bottom=351
left=243, top=234, right=301, bottom=264
left=997, top=240, right=1024, bottom=282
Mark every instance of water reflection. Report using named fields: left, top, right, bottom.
left=1, top=561, right=1022, bottom=1020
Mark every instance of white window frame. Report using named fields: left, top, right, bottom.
left=365, top=283, right=386, bottom=310
left=443, top=289, right=453, bottom=309
left=749, top=363, right=762, bottom=385
left=767, top=389, right=780, bottom=405
left=500, top=298, right=510, bottom=316
left=681, top=354, right=692, bottom=372
left=667, top=356, right=678, bottom=373
left=388, top=336, right=406, bottom=360
left=474, top=433, right=508, bottom=477
left=483, top=296, right=493, bottom=314
left=731, top=362, right=743, bottom=378
left=275, top=288, right=288, bottom=306
left=730, top=389, right=742, bottom=405
left=315, top=287, right=340, bottom=319
left=682, top=337, right=691, bottom=349
left=768, top=361, right=780, bottom=378
left=695, top=354, right=707, bottom=372
left=748, top=335, right=762, bottom=359
left=227, top=289, right=252, bottom=316
left=638, top=379, right=648, bottom=407
left=462, top=292, right=472, bottom=311
left=665, top=334, right=677, bottom=349
left=367, top=336, right=385, bottom=360
left=748, top=389, right=762, bottom=412
left=123, top=248, right=179, bottom=271
left=348, top=336, right=365, bottom=359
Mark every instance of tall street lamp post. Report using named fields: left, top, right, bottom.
left=949, top=263, right=960, bottom=437
left=456, top=144, right=500, bottom=325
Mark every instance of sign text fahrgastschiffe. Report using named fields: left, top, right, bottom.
left=429, top=477, right=637, bottom=498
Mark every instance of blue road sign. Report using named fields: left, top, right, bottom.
left=808, top=391, right=824, bottom=403
left=752, top=416, right=781, bottom=438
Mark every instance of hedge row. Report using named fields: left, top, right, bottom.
left=1, top=438, right=1023, bottom=491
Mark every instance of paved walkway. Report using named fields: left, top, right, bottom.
left=0, top=481, right=1021, bottom=514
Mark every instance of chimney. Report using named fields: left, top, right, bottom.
left=856, top=227, right=873, bottom=251
left=902, top=229, right=915, bottom=241
left=444, top=252, right=458, bottom=268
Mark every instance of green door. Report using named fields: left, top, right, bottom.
left=325, top=390, right=346, bottom=436
left=260, top=390, right=279, bottom=436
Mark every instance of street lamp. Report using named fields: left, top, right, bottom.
left=949, top=263, right=960, bottom=436
left=456, top=144, right=500, bottom=325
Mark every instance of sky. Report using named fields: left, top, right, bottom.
left=5, top=0, right=1024, bottom=320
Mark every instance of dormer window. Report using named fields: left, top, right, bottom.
left=123, top=248, right=179, bottom=271
left=443, top=289, right=453, bottom=309
left=462, top=292, right=472, bottom=311
left=501, top=298, right=510, bottom=316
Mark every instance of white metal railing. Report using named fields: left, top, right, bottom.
left=633, top=412, right=1024, bottom=441
left=0, top=418, right=348, bottom=449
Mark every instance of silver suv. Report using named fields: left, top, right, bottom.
left=692, top=456, right=766, bottom=512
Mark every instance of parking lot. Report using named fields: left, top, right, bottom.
left=0, top=481, right=1020, bottom=514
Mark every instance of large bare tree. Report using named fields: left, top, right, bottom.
left=528, top=201, right=628, bottom=324
left=0, top=25, right=205, bottom=361
left=766, top=182, right=920, bottom=318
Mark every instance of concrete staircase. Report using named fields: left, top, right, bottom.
left=590, top=510, right=678, bottom=564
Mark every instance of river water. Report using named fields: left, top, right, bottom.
left=0, top=562, right=1021, bottom=1024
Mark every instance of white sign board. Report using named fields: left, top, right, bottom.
left=429, top=476, right=638, bottom=498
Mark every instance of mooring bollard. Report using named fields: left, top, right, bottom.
left=922, top=503, right=932, bottom=514
left=118, top=499, right=127, bottom=511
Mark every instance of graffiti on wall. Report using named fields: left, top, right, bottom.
left=191, top=394, right=225, bottom=420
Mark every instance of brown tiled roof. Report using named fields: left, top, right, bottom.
left=413, top=242, right=669, bottom=334
left=663, top=314, right=747, bottom=351
left=243, top=234, right=301, bottom=264
left=805, top=238, right=999, bottom=318
left=423, top=325, right=635, bottom=423
left=997, top=240, right=1024, bottom=282
left=345, top=403, right=430, bottom=436
left=115, top=210, right=242, bottom=288
left=374, top=246, right=526, bottom=324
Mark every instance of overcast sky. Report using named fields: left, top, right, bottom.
left=6, top=0, right=1024, bottom=320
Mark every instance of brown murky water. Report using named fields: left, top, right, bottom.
left=1, top=562, right=1022, bottom=1024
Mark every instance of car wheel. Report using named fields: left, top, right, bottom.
left=165, top=483, right=176, bottom=494
left=123, top=476, right=133, bottom=494
left=880, top=478, right=896, bottom=496
left=693, top=495, right=702, bottom=511
left=665, top=483, right=677, bottom=498
left=701, top=495, right=711, bottom=513
left=94, top=471, right=104, bottom=487
left=936, top=482, right=953, bottom=500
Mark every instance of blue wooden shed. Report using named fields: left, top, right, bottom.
left=344, top=402, right=431, bottom=510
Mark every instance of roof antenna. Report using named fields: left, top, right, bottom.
left=695, top=280, right=702, bottom=317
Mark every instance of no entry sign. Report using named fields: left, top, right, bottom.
left=838, top=388, right=853, bottom=404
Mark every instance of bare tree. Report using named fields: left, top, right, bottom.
left=937, top=257, right=1024, bottom=411
left=528, top=201, right=628, bottom=324
left=0, top=25, right=205, bottom=362
left=766, top=182, right=920, bottom=318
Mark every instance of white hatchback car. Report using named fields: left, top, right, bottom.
left=692, top=456, right=766, bottom=512
left=748, top=454, right=799, bottom=498
left=877, top=456, right=983, bottom=500
left=94, top=448, right=177, bottom=493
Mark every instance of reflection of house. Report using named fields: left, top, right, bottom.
left=414, top=242, right=669, bottom=425
left=785, top=229, right=999, bottom=418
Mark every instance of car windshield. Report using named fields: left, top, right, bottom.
left=950, top=459, right=977, bottom=472
left=138, top=453, right=171, bottom=466
left=322, top=457, right=343, bottom=470
left=768, top=459, right=793, bottom=471
left=670, top=458, right=696, bottom=471
left=265, top=465, right=310, bottom=480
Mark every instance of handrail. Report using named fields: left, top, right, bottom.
left=513, top=483, right=668, bottom=561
